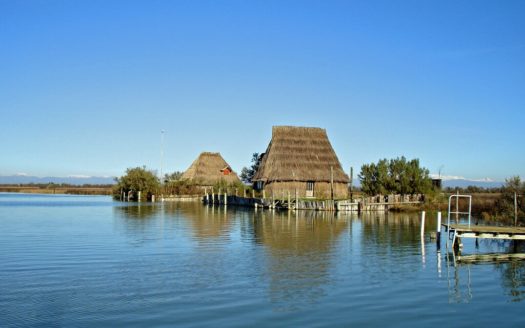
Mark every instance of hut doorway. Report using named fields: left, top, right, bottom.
left=306, top=181, right=315, bottom=198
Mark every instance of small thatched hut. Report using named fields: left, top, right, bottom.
left=182, top=152, right=241, bottom=188
left=253, top=126, right=350, bottom=199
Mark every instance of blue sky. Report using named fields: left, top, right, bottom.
left=1, top=0, right=524, bottom=181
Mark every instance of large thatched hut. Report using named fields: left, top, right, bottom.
left=253, top=126, right=350, bottom=199
left=182, top=152, right=241, bottom=188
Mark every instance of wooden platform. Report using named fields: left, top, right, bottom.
left=443, top=224, right=525, bottom=241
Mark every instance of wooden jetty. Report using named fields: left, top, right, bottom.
left=201, top=193, right=427, bottom=212
left=443, top=224, right=525, bottom=241
left=442, top=194, right=525, bottom=251
left=444, top=223, right=525, bottom=252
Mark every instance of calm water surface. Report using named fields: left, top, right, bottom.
left=1, top=193, right=524, bottom=327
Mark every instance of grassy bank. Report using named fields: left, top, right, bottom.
left=0, top=185, right=113, bottom=196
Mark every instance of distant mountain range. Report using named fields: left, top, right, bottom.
left=0, top=175, right=116, bottom=185
left=0, top=174, right=505, bottom=189
left=441, top=179, right=504, bottom=189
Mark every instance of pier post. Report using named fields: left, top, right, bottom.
left=212, top=190, right=215, bottom=204
left=152, top=195, right=155, bottom=203
left=263, top=190, right=266, bottom=200
left=252, top=189, right=255, bottom=199
left=288, top=191, right=291, bottom=210
left=421, top=211, right=426, bottom=240
left=295, top=189, right=298, bottom=210
left=436, top=212, right=442, bottom=250
left=218, top=189, right=221, bottom=205
left=515, top=192, right=518, bottom=226
left=243, top=188, right=247, bottom=198
left=138, top=191, right=141, bottom=203
left=224, top=192, right=228, bottom=206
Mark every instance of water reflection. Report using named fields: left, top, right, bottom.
left=252, top=210, right=350, bottom=310
left=174, top=203, right=234, bottom=240
left=111, top=203, right=525, bottom=306
left=113, top=204, right=164, bottom=246
left=446, top=241, right=525, bottom=303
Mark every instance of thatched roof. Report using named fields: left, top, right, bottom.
left=253, top=126, right=349, bottom=183
left=182, top=152, right=241, bottom=186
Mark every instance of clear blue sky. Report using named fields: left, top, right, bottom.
left=1, top=0, right=524, bottom=181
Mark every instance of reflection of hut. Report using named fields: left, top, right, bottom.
left=253, top=210, right=349, bottom=308
left=182, top=152, right=241, bottom=188
left=253, top=126, right=350, bottom=199
left=174, top=202, right=234, bottom=239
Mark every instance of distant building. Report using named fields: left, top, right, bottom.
left=432, top=178, right=443, bottom=189
left=182, top=152, right=241, bottom=188
left=253, top=126, right=350, bottom=199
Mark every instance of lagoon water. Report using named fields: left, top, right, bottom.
left=1, top=193, right=524, bottom=327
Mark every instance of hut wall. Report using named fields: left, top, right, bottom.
left=263, top=181, right=349, bottom=199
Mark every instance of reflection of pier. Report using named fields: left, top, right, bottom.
left=455, top=252, right=525, bottom=264
left=445, top=250, right=525, bottom=303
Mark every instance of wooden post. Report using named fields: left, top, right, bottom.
left=218, top=189, right=221, bottom=204
left=349, top=166, right=353, bottom=201
left=152, top=195, right=155, bottom=203
left=235, top=188, right=238, bottom=197
left=252, top=189, right=255, bottom=199
left=515, top=192, right=518, bottom=227
left=138, top=191, right=141, bottom=202
left=436, top=211, right=442, bottom=249
left=295, top=189, right=298, bottom=210
left=288, top=191, right=291, bottom=210
left=263, top=189, right=266, bottom=200
left=243, top=188, right=247, bottom=198
left=330, top=166, right=334, bottom=201
left=212, top=190, right=215, bottom=204
left=224, top=192, right=228, bottom=206
left=421, top=211, right=426, bottom=240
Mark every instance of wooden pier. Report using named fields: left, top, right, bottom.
left=443, top=223, right=525, bottom=251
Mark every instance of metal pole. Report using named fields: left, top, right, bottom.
left=160, top=130, right=165, bottom=181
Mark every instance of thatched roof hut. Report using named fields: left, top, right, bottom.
left=253, top=126, right=349, bottom=199
left=182, top=152, right=241, bottom=186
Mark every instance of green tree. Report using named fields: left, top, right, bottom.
left=163, top=171, right=183, bottom=184
left=240, top=153, right=263, bottom=184
left=496, top=176, right=525, bottom=225
left=359, top=157, right=432, bottom=196
left=113, top=166, right=160, bottom=201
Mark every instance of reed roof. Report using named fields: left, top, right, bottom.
left=182, top=152, right=241, bottom=186
left=253, top=126, right=349, bottom=183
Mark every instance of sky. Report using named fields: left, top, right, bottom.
left=1, top=0, right=524, bottom=182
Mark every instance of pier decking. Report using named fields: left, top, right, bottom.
left=443, top=224, right=525, bottom=241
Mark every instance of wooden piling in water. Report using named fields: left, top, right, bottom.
left=421, top=211, right=426, bottom=240
left=436, top=212, right=442, bottom=249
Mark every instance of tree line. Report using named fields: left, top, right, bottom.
left=358, top=157, right=433, bottom=196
